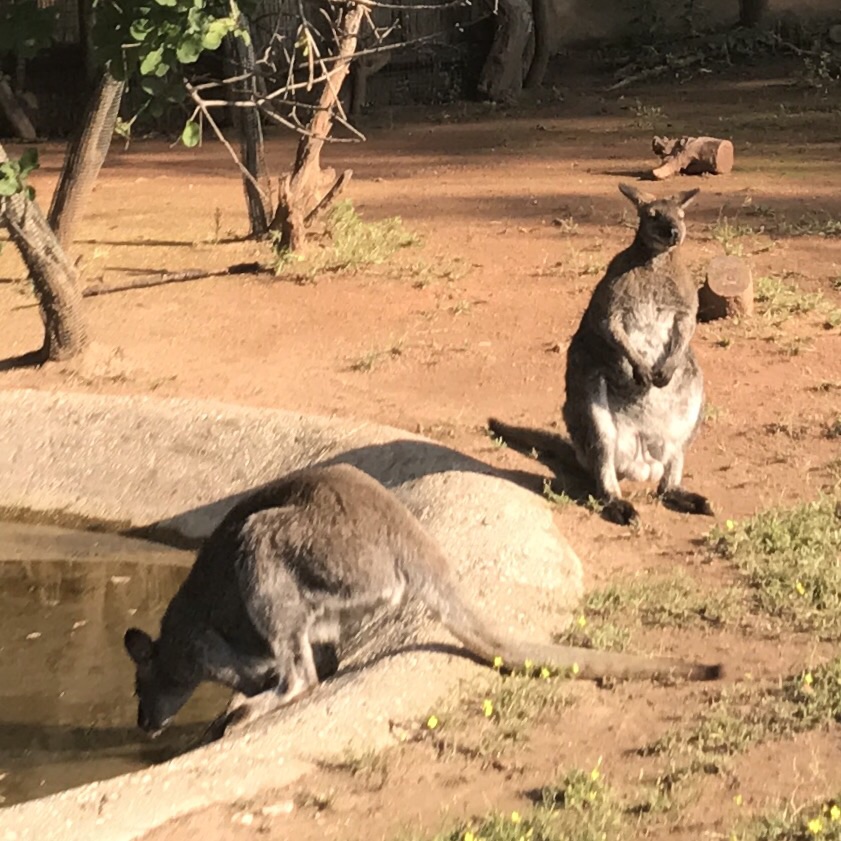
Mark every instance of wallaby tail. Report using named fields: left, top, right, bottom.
left=422, top=574, right=722, bottom=683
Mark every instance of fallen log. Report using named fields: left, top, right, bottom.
left=82, top=262, right=266, bottom=298
left=651, top=135, right=734, bottom=180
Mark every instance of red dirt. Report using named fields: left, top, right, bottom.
left=2, top=59, right=840, bottom=840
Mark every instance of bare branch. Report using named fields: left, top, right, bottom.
left=184, top=79, right=272, bottom=203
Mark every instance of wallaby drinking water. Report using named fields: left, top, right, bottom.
left=124, top=464, right=722, bottom=738
left=561, top=183, right=712, bottom=525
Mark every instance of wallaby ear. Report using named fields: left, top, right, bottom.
left=618, top=182, right=656, bottom=209
left=676, top=188, right=701, bottom=209
left=124, top=628, right=155, bottom=665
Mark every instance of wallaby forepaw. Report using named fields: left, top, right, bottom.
left=661, top=488, right=713, bottom=516
left=602, top=498, right=640, bottom=526
left=651, top=366, right=673, bottom=389
left=200, top=710, right=236, bottom=744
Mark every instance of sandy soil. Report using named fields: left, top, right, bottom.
left=2, top=56, right=840, bottom=840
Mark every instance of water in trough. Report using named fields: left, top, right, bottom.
left=0, top=521, right=227, bottom=807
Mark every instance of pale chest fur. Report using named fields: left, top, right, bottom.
left=616, top=255, right=694, bottom=367
left=623, top=299, right=676, bottom=367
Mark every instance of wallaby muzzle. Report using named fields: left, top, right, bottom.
left=137, top=707, right=167, bottom=738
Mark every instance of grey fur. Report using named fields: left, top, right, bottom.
left=562, top=184, right=712, bottom=525
left=124, top=464, right=722, bottom=739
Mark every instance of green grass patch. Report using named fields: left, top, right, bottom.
left=558, top=572, right=742, bottom=653
left=646, top=657, right=841, bottom=771
left=426, top=764, right=623, bottom=841
left=426, top=667, right=573, bottom=763
left=708, top=497, right=841, bottom=637
left=755, top=275, right=824, bottom=321
left=734, top=797, right=841, bottom=840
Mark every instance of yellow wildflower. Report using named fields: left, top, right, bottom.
left=510, top=812, right=522, bottom=824
left=493, top=656, right=504, bottom=670
left=733, top=794, right=743, bottom=807
left=426, top=715, right=439, bottom=730
left=590, top=767, right=600, bottom=781
left=831, top=805, right=841, bottom=822
left=796, top=580, right=806, bottom=596
left=464, top=832, right=475, bottom=841
left=482, top=699, right=494, bottom=718
left=571, top=662, right=580, bottom=676
left=804, top=672, right=814, bottom=686
left=540, top=667, right=551, bottom=680
left=524, top=659, right=535, bottom=672
left=577, top=615, right=587, bottom=628
left=807, top=817, right=823, bottom=835
left=726, top=519, right=736, bottom=531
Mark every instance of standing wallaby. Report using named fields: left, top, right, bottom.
left=124, top=464, right=722, bottom=739
left=562, top=183, right=712, bottom=526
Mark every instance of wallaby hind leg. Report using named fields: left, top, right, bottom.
left=588, top=380, right=640, bottom=526
left=658, top=451, right=713, bottom=516
left=203, top=628, right=321, bottom=742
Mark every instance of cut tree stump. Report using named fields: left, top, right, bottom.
left=698, top=255, right=753, bottom=321
left=651, top=136, right=734, bottom=180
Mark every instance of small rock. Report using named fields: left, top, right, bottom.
left=72, top=620, right=87, bottom=630
left=110, top=575, right=130, bottom=585
left=261, top=801, right=295, bottom=818
left=25, top=632, right=41, bottom=640
left=232, top=811, right=255, bottom=826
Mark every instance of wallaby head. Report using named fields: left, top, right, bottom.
left=124, top=627, right=198, bottom=736
left=619, top=183, right=700, bottom=254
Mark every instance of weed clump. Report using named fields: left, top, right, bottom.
left=430, top=763, right=621, bottom=841
left=274, top=200, right=418, bottom=279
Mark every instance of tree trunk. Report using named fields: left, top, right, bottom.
left=227, top=14, right=273, bottom=238
left=347, top=49, right=391, bottom=118
left=0, top=77, right=36, bottom=141
left=270, top=2, right=362, bottom=251
left=47, top=70, right=124, bottom=251
left=0, top=144, right=87, bottom=362
left=477, top=0, right=534, bottom=102
left=523, top=0, right=550, bottom=89
left=738, top=0, right=768, bottom=27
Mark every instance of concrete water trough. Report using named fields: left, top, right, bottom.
left=0, top=389, right=581, bottom=841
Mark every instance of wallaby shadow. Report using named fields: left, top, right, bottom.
left=486, top=418, right=597, bottom=510
left=127, top=435, right=564, bottom=548
left=0, top=346, right=46, bottom=370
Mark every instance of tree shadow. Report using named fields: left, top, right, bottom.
left=600, top=167, right=655, bottom=180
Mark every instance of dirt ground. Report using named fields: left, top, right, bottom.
left=2, top=56, right=841, bottom=840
